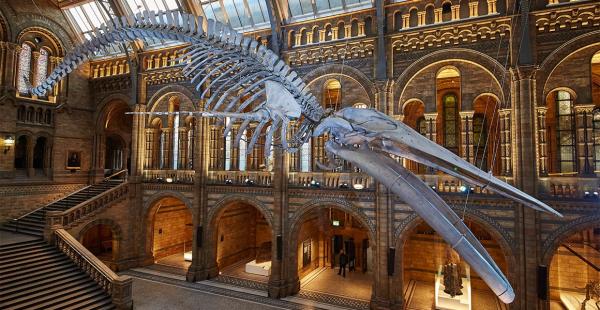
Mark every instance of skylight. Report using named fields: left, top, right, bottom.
left=198, top=0, right=271, bottom=32
left=120, top=0, right=183, bottom=49
left=287, top=0, right=372, bottom=21
left=63, top=1, right=121, bottom=55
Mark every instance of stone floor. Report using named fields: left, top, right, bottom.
left=300, top=267, right=373, bottom=301
left=131, top=276, right=287, bottom=310
left=220, top=260, right=270, bottom=283
left=404, top=280, right=507, bottom=310
left=0, top=230, right=38, bottom=246
left=156, top=252, right=191, bottom=270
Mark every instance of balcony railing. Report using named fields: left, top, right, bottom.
left=208, top=170, right=273, bottom=186
left=288, top=172, right=374, bottom=189
left=539, top=176, right=600, bottom=199
left=142, top=170, right=195, bottom=184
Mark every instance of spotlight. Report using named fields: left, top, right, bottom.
left=353, top=183, right=364, bottom=190
left=309, top=179, right=320, bottom=188
left=34, top=36, right=43, bottom=44
left=165, top=177, right=173, bottom=183
left=339, top=183, right=349, bottom=189
left=244, top=178, right=254, bottom=185
left=225, top=179, right=233, bottom=185
left=431, top=185, right=436, bottom=191
left=459, top=185, right=467, bottom=193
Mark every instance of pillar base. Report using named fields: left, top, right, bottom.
left=186, top=265, right=212, bottom=282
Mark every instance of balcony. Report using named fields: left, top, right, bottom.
left=538, top=175, right=600, bottom=200
left=288, top=172, right=374, bottom=190
left=142, top=170, right=195, bottom=184
left=208, top=170, right=273, bottom=186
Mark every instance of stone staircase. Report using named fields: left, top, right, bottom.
left=2, top=178, right=124, bottom=237
left=0, top=238, right=115, bottom=309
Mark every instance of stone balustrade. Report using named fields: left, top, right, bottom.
left=288, top=171, right=374, bottom=189
left=142, top=169, right=195, bottom=184
left=208, top=170, right=273, bottom=186
left=53, top=229, right=132, bottom=309
left=539, top=176, right=600, bottom=199
left=46, top=183, right=129, bottom=229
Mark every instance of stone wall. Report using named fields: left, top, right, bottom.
left=152, top=204, right=193, bottom=260
left=0, top=183, right=84, bottom=223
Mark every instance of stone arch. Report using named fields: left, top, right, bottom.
left=147, top=85, right=197, bottom=111
left=12, top=13, right=75, bottom=52
left=472, top=92, right=502, bottom=107
left=392, top=209, right=517, bottom=307
left=302, top=64, right=376, bottom=105
left=0, top=7, right=10, bottom=41
left=541, top=215, right=600, bottom=266
left=143, top=193, right=194, bottom=262
left=208, top=194, right=273, bottom=228
left=401, top=98, right=426, bottom=115
left=285, top=198, right=377, bottom=293
left=536, top=30, right=600, bottom=105
left=17, top=26, right=64, bottom=56
left=393, top=48, right=509, bottom=114
left=95, top=95, right=132, bottom=130
left=77, top=218, right=123, bottom=265
left=543, top=86, right=578, bottom=106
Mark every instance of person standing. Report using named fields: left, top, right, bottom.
left=338, top=249, right=348, bottom=277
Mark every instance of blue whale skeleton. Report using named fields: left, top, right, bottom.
left=29, top=10, right=561, bottom=304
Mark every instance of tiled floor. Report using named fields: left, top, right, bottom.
left=300, top=267, right=373, bottom=301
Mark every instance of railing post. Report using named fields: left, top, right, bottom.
left=45, top=210, right=63, bottom=243
left=111, top=277, right=133, bottom=309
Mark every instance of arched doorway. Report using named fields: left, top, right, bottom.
left=105, top=135, right=125, bottom=173
left=98, top=99, right=131, bottom=177
left=548, top=227, right=600, bottom=309
left=149, top=196, right=193, bottom=274
left=33, top=136, right=46, bottom=175
left=14, top=135, right=28, bottom=171
left=292, top=207, right=374, bottom=303
left=401, top=220, right=510, bottom=309
left=81, top=224, right=118, bottom=269
left=211, top=202, right=273, bottom=285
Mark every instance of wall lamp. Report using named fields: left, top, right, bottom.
left=4, top=135, right=14, bottom=154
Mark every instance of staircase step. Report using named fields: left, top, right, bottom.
left=0, top=264, right=79, bottom=291
left=1, top=225, right=43, bottom=237
left=0, top=239, right=44, bottom=251
left=0, top=272, right=89, bottom=303
left=14, top=218, right=45, bottom=227
left=70, top=296, right=115, bottom=310
left=0, top=256, right=71, bottom=280
left=0, top=248, right=58, bottom=264
left=0, top=270, right=87, bottom=300
left=0, top=278, right=98, bottom=309
left=46, top=289, right=109, bottom=310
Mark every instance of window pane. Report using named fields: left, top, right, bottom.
left=315, top=0, right=330, bottom=11
left=35, top=49, right=49, bottom=89
left=288, top=0, right=303, bottom=16
left=300, top=0, right=313, bottom=14
left=248, top=0, right=267, bottom=24
left=224, top=0, right=242, bottom=28
left=17, top=44, right=31, bottom=94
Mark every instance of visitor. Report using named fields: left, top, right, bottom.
left=338, top=249, right=348, bottom=277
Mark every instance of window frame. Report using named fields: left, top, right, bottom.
left=555, top=90, right=577, bottom=174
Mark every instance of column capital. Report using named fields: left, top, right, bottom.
left=424, top=112, right=438, bottom=120
left=574, top=104, right=596, bottom=113
left=459, top=110, right=475, bottom=118
left=535, top=106, right=548, bottom=114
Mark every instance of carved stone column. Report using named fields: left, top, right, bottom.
left=434, top=8, right=443, bottom=23
left=417, top=12, right=426, bottom=26
left=131, top=104, right=146, bottom=177
left=575, top=104, right=595, bottom=176
left=358, top=22, right=365, bottom=36
left=332, top=27, right=339, bottom=40
left=424, top=113, right=438, bottom=174
left=306, top=31, right=313, bottom=44
left=402, top=14, right=410, bottom=29
left=487, top=0, right=497, bottom=14
left=469, top=2, right=479, bottom=17
left=294, top=33, right=301, bottom=46
left=178, top=127, right=188, bottom=170
left=144, top=128, right=156, bottom=170
left=319, top=29, right=326, bottom=42
left=535, top=107, right=548, bottom=176
left=498, top=109, right=513, bottom=176
left=451, top=5, right=460, bottom=20
left=161, top=128, right=172, bottom=169
left=344, top=25, right=351, bottom=38
left=460, top=111, right=475, bottom=164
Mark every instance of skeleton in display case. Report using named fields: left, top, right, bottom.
left=582, top=281, right=600, bottom=310
left=29, top=10, right=564, bottom=304
left=442, top=248, right=463, bottom=298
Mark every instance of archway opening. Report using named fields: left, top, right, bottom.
left=101, top=101, right=131, bottom=176
left=105, top=135, right=125, bottom=172
left=403, top=100, right=427, bottom=174
left=33, top=136, right=47, bottom=175
left=213, top=202, right=273, bottom=284
left=81, top=224, right=117, bottom=267
left=14, top=135, right=27, bottom=170
left=548, top=227, right=600, bottom=309
left=402, top=220, right=509, bottom=309
left=294, top=207, right=373, bottom=302
left=436, top=66, right=461, bottom=154
left=150, top=196, right=193, bottom=273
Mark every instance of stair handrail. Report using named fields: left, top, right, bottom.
left=47, top=181, right=129, bottom=228
left=103, top=169, right=128, bottom=182
left=13, top=184, right=94, bottom=222
left=53, top=228, right=132, bottom=309
left=561, top=243, right=600, bottom=272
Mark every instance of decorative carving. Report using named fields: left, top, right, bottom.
left=286, top=39, right=375, bottom=66
left=535, top=3, right=600, bottom=33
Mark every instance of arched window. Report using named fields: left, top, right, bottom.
left=324, top=79, right=341, bottom=110
left=169, top=97, right=181, bottom=170
left=289, top=30, right=296, bottom=47
left=555, top=91, right=576, bottom=173
left=337, top=22, right=345, bottom=39
left=443, top=2, right=453, bottom=21
left=394, top=11, right=402, bottom=30
left=351, top=20, right=359, bottom=37
left=44, top=110, right=52, bottom=124
left=325, top=25, right=332, bottom=41
left=443, top=93, right=459, bottom=151
left=300, top=28, right=307, bottom=45
left=35, top=49, right=49, bottom=89
left=239, top=129, right=247, bottom=171
left=364, top=16, right=373, bottom=35
left=300, top=141, right=311, bottom=172
left=312, top=27, right=319, bottom=44
left=425, top=5, right=435, bottom=25
left=36, top=108, right=43, bottom=123
left=27, top=107, right=34, bottom=122
left=473, top=113, right=488, bottom=171
left=409, top=8, right=418, bottom=27
left=593, top=108, right=600, bottom=172
left=17, top=106, right=25, bottom=122
left=17, top=43, right=32, bottom=94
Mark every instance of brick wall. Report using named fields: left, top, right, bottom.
left=152, top=204, right=193, bottom=260
left=0, top=183, right=85, bottom=223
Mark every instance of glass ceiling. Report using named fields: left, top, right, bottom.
left=121, top=0, right=182, bottom=48
left=198, top=0, right=271, bottom=32
left=64, top=1, right=122, bottom=55
left=288, top=0, right=371, bottom=21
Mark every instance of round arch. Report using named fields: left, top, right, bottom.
left=147, top=85, right=198, bottom=112
left=541, top=215, right=600, bottom=266
left=302, top=64, right=376, bottom=104
left=285, top=199, right=377, bottom=293
left=543, top=86, right=578, bottom=106
left=208, top=195, right=274, bottom=228
left=393, top=48, right=509, bottom=114
left=78, top=218, right=123, bottom=262
left=17, top=26, right=64, bottom=56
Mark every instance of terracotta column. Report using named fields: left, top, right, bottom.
left=575, top=104, right=595, bottom=176
left=469, top=2, right=479, bottom=17
left=535, top=106, right=548, bottom=176
left=460, top=111, right=475, bottom=164
left=498, top=109, right=513, bottom=176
